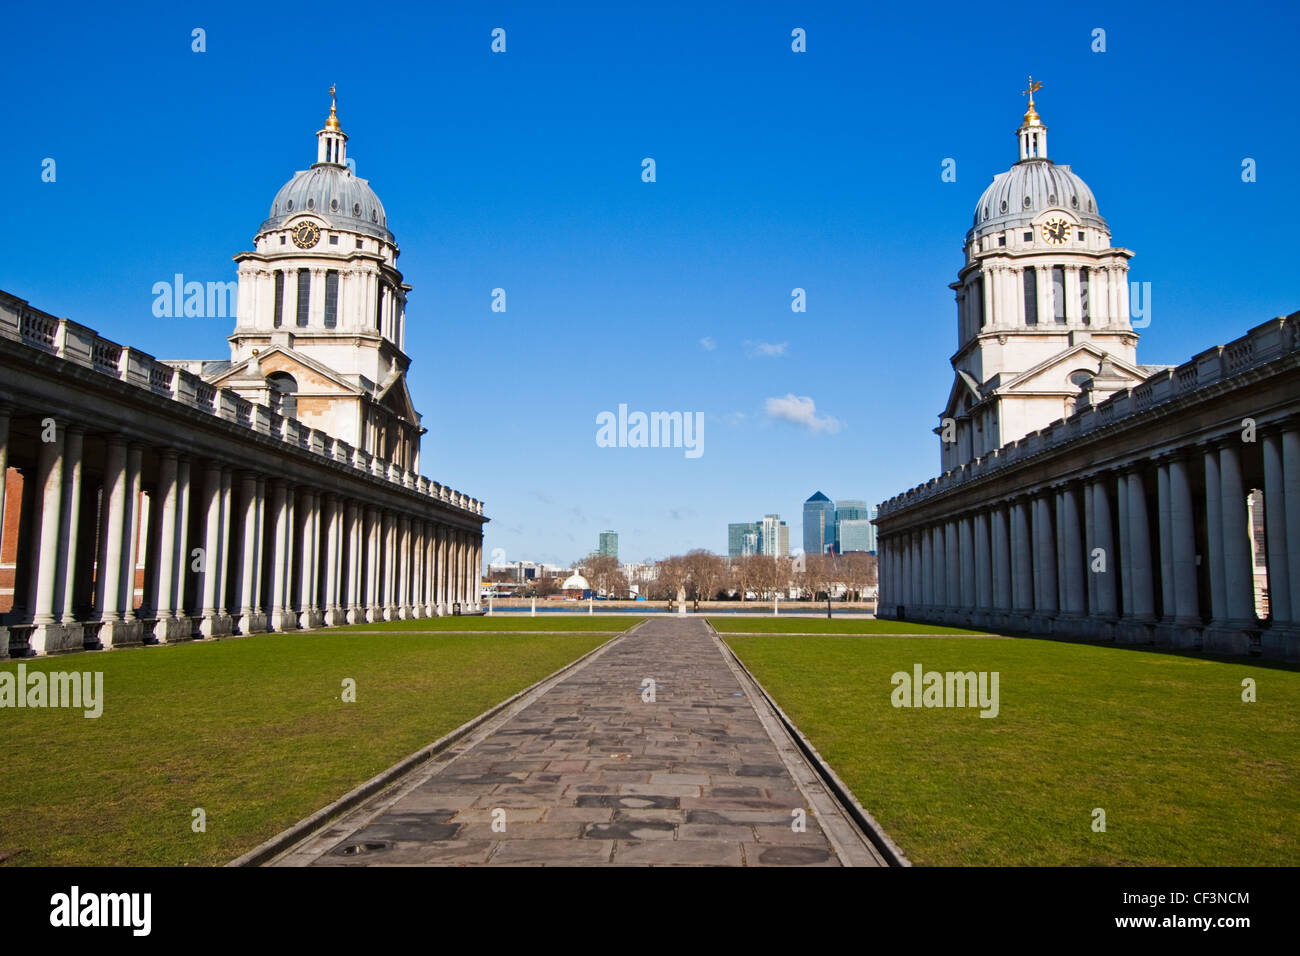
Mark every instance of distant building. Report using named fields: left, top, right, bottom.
left=598, top=530, right=618, bottom=559
left=728, top=522, right=761, bottom=559
left=803, top=491, right=835, bottom=555
left=761, top=514, right=790, bottom=557
left=833, top=499, right=867, bottom=552
left=837, top=519, right=874, bottom=554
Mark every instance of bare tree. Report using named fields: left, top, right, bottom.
left=684, top=549, right=726, bottom=601
left=581, top=554, right=624, bottom=599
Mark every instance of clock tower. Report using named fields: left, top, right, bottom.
left=938, top=81, right=1154, bottom=472
left=207, top=89, right=424, bottom=472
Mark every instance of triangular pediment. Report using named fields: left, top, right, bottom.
left=996, top=343, right=1148, bottom=395
left=208, top=345, right=363, bottom=396
left=375, top=369, right=421, bottom=425
left=940, top=368, right=984, bottom=418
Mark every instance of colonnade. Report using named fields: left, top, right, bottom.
left=878, top=423, right=1300, bottom=657
left=0, top=404, right=483, bottom=657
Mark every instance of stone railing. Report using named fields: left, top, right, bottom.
left=0, top=292, right=485, bottom=518
left=878, top=312, right=1300, bottom=518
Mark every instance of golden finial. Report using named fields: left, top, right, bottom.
left=325, top=83, right=341, bottom=130
left=1021, top=76, right=1043, bottom=125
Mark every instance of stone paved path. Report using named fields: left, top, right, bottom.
left=274, top=617, right=885, bottom=866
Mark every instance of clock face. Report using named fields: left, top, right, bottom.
left=291, top=221, right=320, bottom=249
left=1040, top=218, right=1070, bottom=245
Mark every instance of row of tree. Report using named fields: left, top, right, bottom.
left=581, top=549, right=878, bottom=602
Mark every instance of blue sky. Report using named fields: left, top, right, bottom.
left=3, top=1, right=1298, bottom=566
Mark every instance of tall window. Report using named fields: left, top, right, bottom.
left=324, top=270, right=339, bottom=328
left=273, top=271, right=284, bottom=328
left=1052, top=266, right=1066, bottom=324
left=973, top=277, right=985, bottom=329
left=1023, top=268, right=1038, bottom=325
left=375, top=282, right=384, bottom=331
left=296, top=269, right=311, bottom=327
left=1080, top=269, right=1091, bottom=325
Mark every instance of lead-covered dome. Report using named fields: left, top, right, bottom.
left=260, top=164, right=394, bottom=243
left=969, top=159, right=1106, bottom=239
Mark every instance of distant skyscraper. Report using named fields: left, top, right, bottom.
left=837, top=519, right=874, bottom=553
left=761, top=514, right=790, bottom=557
left=834, top=499, right=867, bottom=552
left=728, top=522, right=761, bottom=559
left=803, top=491, right=835, bottom=555
left=867, top=504, right=879, bottom=553
left=598, top=531, right=618, bottom=559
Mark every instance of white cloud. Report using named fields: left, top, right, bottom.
left=744, top=340, right=788, bottom=358
left=764, top=394, right=841, bottom=434
left=699, top=336, right=717, bottom=351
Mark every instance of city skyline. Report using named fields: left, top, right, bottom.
left=4, top=2, right=1297, bottom=568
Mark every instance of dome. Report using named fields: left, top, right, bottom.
left=969, top=160, right=1106, bottom=239
left=260, top=164, right=394, bottom=243
left=561, top=573, right=590, bottom=591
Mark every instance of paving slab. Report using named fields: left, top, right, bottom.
left=272, top=617, right=886, bottom=866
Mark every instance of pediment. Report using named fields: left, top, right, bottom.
left=996, top=343, right=1148, bottom=395
left=208, top=345, right=363, bottom=396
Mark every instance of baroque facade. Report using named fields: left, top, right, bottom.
left=0, top=93, right=485, bottom=657
left=875, top=88, right=1300, bottom=659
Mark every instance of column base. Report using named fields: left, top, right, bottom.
left=1203, top=621, right=1259, bottom=655
left=1114, top=619, right=1156, bottom=645
left=269, top=609, right=297, bottom=632
left=397, top=605, right=412, bottom=620
left=424, top=603, right=436, bottom=618
left=1261, top=626, right=1300, bottom=661
left=28, top=623, right=76, bottom=655
left=365, top=606, right=380, bottom=624
left=1027, top=613, right=1058, bottom=635
left=325, top=607, right=348, bottom=627
left=411, top=605, right=425, bottom=620
left=1156, top=621, right=1202, bottom=650
left=100, top=619, right=144, bottom=647
left=346, top=606, right=363, bottom=625
left=298, top=610, right=325, bottom=630
left=153, top=616, right=193, bottom=643
left=199, top=614, right=233, bottom=638
left=383, top=606, right=398, bottom=621
left=238, top=611, right=268, bottom=635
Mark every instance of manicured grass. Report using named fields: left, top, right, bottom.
left=708, top=616, right=988, bottom=635
left=0, top=627, right=618, bottom=866
left=724, top=633, right=1300, bottom=865
left=341, top=615, right=645, bottom=632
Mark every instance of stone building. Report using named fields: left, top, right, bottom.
left=875, top=87, right=1300, bottom=659
left=0, top=93, right=485, bottom=657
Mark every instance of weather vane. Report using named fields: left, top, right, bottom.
left=1022, top=76, right=1041, bottom=105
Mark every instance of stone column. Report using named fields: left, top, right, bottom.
left=324, top=493, right=342, bottom=626
left=424, top=521, right=437, bottom=617
left=199, top=462, right=224, bottom=637
left=1204, top=444, right=1227, bottom=622
left=27, top=420, right=67, bottom=654
left=364, top=505, right=380, bottom=622
left=175, top=457, right=193, bottom=626
left=1219, top=442, right=1255, bottom=629
left=152, top=448, right=181, bottom=642
left=397, top=513, right=411, bottom=618
left=96, top=434, right=128, bottom=629
left=56, top=426, right=85, bottom=641
left=944, top=520, right=959, bottom=611
left=1157, top=461, right=1175, bottom=621
left=1084, top=471, right=1097, bottom=614
left=1126, top=470, right=1156, bottom=624
left=974, top=511, right=992, bottom=614
left=345, top=500, right=363, bottom=624
left=216, top=466, right=233, bottom=629
left=1091, top=476, right=1117, bottom=621
left=1116, top=470, right=1132, bottom=618
left=1054, top=489, right=1068, bottom=611
left=1169, top=454, right=1201, bottom=630
left=121, top=443, right=144, bottom=627
left=957, top=516, right=974, bottom=613
left=919, top=525, right=933, bottom=609
left=251, top=476, right=266, bottom=622
left=268, top=479, right=292, bottom=631
left=1060, top=483, right=1084, bottom=619
left=1262, top=431, right=1292, bottom=628
left=1033, top=493, right=1058, bottom=616
left=1011, top=498, right=1033, bottom=617
left=381, top=510, right=397, bottom=619
left=299, top=488, right=319, bottom=629
left=237, top=472, right=266, bottom=634
left=992, top=505, right=1012, bottom=613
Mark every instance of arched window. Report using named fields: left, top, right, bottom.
left=267, top=372, right=299, bottom=418
left=1069, top=370, right=1094, bottom=391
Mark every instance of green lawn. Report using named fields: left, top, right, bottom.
left=724, top=630, right=1300, bottom=865
left=0, top=627, right=617, bottom=866
left=708, top=616, right=988, bottom=635
left=342, top=615, right=645, bottom=632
